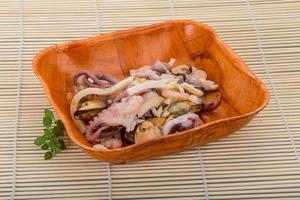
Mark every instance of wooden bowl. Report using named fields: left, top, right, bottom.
left=32, top=20, right=269, bottom=163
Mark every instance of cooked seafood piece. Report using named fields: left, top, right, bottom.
left=171, top=64, right=192, bottom=75
left=135, top=121, right=161, bottom=144
left=130, top=66, right=161, bottom=80
left=74, top=99, right=107, bottom=121
left=184, top=67, right=218, bottom=91
left=74, top=70, right=119, bottom=90
left=152, top=59, right=171, bottom=74
left=162, top=113, right=203, bottom=135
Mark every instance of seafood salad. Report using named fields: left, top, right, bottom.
left=70, top=59, right=221, bottom=150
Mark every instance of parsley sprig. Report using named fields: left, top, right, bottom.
left=34, top=109, right=66, bottom=160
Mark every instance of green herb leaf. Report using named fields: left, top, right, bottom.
left=44, top=129, right=52, bottom=139
left=49, top=138, right=60, bottom=150
left=56, top=120, right=64, bottom=131
left=58, top=139, right=66, bottom=150
left=43, top=116, right=52, bottom=128
left=53, top=126, right=63, bottom=137
left=44, top=109, right=54, bottom=120
left=34, top=136, right=46, bottom=146
left=41, top=143, right=49, bottom=150
left=44, top=151, right=53, bottom=160
left=35, top=109, right=67, bottom=160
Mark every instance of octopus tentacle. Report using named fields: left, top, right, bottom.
left=86, top=112, right=122, bottom=143
left=152, top=59, right=171, bottom=74
left=87, top=126, right=108, bottom=142
left=74, top=70, right=120, bottom=89
left=97, top=73, right=120, bottom=84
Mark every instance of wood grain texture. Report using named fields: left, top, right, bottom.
left=32, top=20, right=269, bottom=163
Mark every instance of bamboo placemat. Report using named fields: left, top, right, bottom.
left=1, top=0, right=300, bottom=199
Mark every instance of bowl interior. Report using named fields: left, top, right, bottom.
left=33, top=20, right=269, bottom=150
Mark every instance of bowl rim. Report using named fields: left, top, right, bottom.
left=32, top=19, right=270, bottom=154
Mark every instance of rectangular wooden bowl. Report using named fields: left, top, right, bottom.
left=32, top=20, right=269, bottom=163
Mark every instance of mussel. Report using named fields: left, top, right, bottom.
left=162, top=101, right=190, bottom=118
left=135, top=121, right=161, bottom=144
left=74, top=99, right=107, bottom=121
